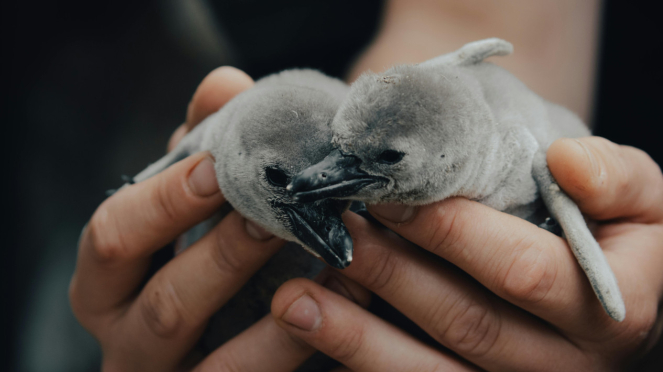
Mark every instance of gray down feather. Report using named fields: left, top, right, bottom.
left=290, top=38, right=625, bottom=321
left=129, top=69, right=353, bottom=370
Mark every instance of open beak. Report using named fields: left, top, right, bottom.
left=287, top=149, right=386, bottom=203
left=278, top=199, right=353, bottom=269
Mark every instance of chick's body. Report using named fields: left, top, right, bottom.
left=290, top=39, right=625, bottom=321
left=332, top=54, right=588, bottom=219
left=132, top=70, right=351, bottom=369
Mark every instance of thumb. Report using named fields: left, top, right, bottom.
left=547, top=137, right=663, bottom=223
left=186, top=66, right=254, bottom=129
left=167, top=66, right=254, bottom=152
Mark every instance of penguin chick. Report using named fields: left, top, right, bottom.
left=289, top=38, right=625, bottom=321
left=132, top=69, right=353, bottom=269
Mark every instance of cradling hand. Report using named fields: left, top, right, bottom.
left=271, top=137, right=663, bottom=371
left=70, top=66, right=370, bottom=372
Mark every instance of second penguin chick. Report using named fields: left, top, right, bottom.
left=289, top=38, right=625, bottom=321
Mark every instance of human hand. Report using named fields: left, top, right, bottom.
left=70, top=66, right=370, bottom=371
left=271, top=137, right=663, bottom=371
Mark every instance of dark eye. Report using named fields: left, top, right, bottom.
left=265, top=167, right=290, bottom=187
left=377, top=150, right=405, bottom=165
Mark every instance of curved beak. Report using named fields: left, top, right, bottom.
left=287, top=149, right=386, bottom=203
left=278, top=200, right=353, bottom=269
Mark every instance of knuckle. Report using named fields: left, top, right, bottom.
left=279, top=331, right=314, bottom=355
left=325, top=323, right=366, bottom=363
left=140, top=278, right=185, bottom=338
left=101, top=359, right=124, bottom=372
left=68, top=276, right=94, bottom=329
left=620, top=302, right=658, bottom=344
left=436, top=297, right=501, bottom=358
left=612, top=147, right=632, bottom=193
left=68, top=277, right=84, bottom=317
left=209, top=226, right=247, bottom=276
left=594, top=139, right=634, bottom=198
left=88, top=203, right=131, bottom=264
left=151, top=176, right=181, bottom=226
left=427, top=203, right=462, bottom=258
left=501, top=244, right=557, bottom=305
left=359, top=244, right=402, bottom=292
left=207, top=352, right=244, bottom=372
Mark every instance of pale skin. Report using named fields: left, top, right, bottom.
left=71, top=1, right=663, bottom=371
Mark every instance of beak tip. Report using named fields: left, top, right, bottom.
left=329, top=258, right=352, bottom=269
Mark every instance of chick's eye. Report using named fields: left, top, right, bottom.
left=265, top=167, right=290, bottom=187
left=377, top=150, right=405, bottom=165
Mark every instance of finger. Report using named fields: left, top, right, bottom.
left=197, top=270, right=370, bottom=372
left=547, top=138, right=663, bottom=348
left=70, top=152, right=224, bottom=323
left=367, top=198, right=617, bottom=332
left=547, top=137, right=663, bottom=223
left=339, top=212, right=590, bottom=371
left=272, top=277, right=480, bottom=372
left=112, top=211, right=284, bottom=370
left=167, top=123, right=188, bottom=152
left=168, top=67, right=254, bottom=152
left=329, top=368, right=353, bottom=372
left=194, top=316, right=313, bottom=372
left=586, top=223, right=663, bottom=348
left=185, top=66, right=254, bottom=129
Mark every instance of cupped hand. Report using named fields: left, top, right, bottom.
left=70, top=66, right=370, bottom=372
left=271, top=137, right=663, bottom=371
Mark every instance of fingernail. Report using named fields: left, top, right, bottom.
left=322, top=276, right=356, bottom=303
left=369, top=203, right=416, bottom=223
left=188, top=156, right=219, bottom=197
left=282, top=294, right=322, bottom=332
left=245, top=219, right=274, bottom=240
left=573, top=139, right=603, bottom=180
left=168, top=124, right=188, bottom=151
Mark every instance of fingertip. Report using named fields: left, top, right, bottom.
left=186, top=66, right=255, bottom=127
left=547, top=137, right=606, bottom=200
left=186, top=154, right=220, bottom=197
left=167, top=124, right=188, bottom=152
left=272, top=278, right=313, bottom=320
left=272, top=274, right=370, bottom=326
left=547, top=137, right=663, bottom=221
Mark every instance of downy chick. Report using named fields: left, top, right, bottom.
left=133, top=69, right=353, bottom=269
left=288, top=39, right=625, bottom=321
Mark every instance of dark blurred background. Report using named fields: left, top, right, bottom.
left=4, top=1, right=662, bottom=371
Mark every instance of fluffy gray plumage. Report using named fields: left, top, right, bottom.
left=133, top=69, right=353, bottom=268
left=130, top=69, right=352, bottom=369
left=290, top=38, right=625, bottom=321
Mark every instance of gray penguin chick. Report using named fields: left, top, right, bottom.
left=288, top=38, right=625, bottom=321
left=129, top=69, right=351, bottom=370
left=132, top=69, right=353, bottom=269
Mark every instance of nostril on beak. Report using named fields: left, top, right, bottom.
left=321, top=172, right=327, bottom=179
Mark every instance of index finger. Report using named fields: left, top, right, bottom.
left=367, top=198, right=610, bottom=332
left=70, top=152, right=225, bottom=322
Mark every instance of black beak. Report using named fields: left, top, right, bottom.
left=287, top=149, right=386, bottom=203
left=278, top=200, right=353, bottom=269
